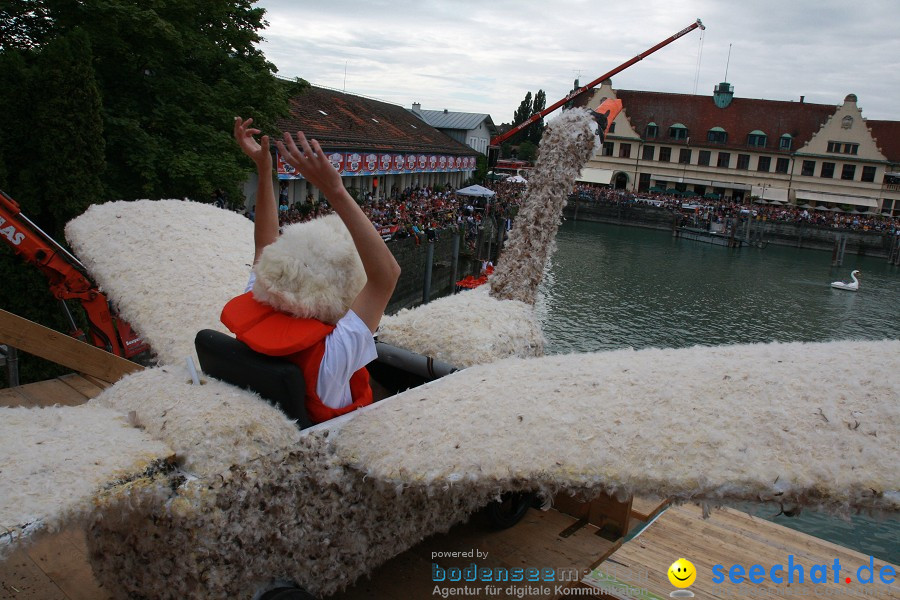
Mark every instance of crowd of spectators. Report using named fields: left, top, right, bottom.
left=253, top=180, right=526, bottom=248
left=573, top=184, right=900, bottom=234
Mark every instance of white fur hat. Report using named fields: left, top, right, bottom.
left=251, top=214, right=366, bottom=324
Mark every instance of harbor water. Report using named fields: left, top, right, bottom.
left=535, top=219, right=900, bottom=563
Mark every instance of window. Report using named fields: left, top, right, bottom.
left=659, top=147, right=672, bottom=162
left=619, top=143, right=632, bottom=158
left=602, top=142, right=614, bottom=156
left=776, top=157, right=790, bottom=173
left=707, top=127, right=727, bottom=143
left=608, top=122, right=616, bottom=134
left=820, top=162, right=835, bottom=178
left=757, top=156, right=771, bottom=172
left=698, top=150, right=711, bottom=166
left=639, top=173, right=651, bottom=191
left=717, top=152, right=731, bottom=168
left=841, top=164, right=856, bottom=180
left=861, top=165, right=876, bottom=182
left=679, top=149, right=691, bottom=164
left=747, top=131, right=767, bottom=147
left=642, top=145, right=655, bottom=161
left=669, top=123, right=688, bottom=140
left=801, top=160, right=815, bottom=176
left=736, top=154, right=750, bottom=170
left=645, top=123, right=658, bottom=138
left=827, top=141, right=860, bottom=155
left=779, top=134, right=792, bottom=150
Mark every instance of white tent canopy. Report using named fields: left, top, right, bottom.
left=456, top=184, right=496, bottom=198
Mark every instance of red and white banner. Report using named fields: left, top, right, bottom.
left=345, top=152, right=362, bottom=173
left=327, top=152, right=344, bottom=173
left=278, top=150, right=475, bottom=179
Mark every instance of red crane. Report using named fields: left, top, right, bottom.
left=491, top=18, right=705, bottom=148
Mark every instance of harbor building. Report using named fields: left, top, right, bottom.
left=250, top=86, right=479, bottom=209
left=580, top=81, right=900, bottom=217
left=409, top=103, right=497, bottom=156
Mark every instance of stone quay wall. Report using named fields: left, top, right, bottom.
left=563, top=199, right=898, bottom=258
left=386, top=231, right=482, bottom=314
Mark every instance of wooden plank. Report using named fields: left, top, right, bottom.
left=574, top=504, right=900, bottom=600
left=77, top=374, right=114, bottom=391
left=0, top=310, right=142, bottom=384
left=334, top=508, right=619, bottom=600
left=0, top=548, right=67, bottom=600
left=13, top=380, right=87, bottom=408
left=0, top=387, right=32, bottom=408
left=630, top=496, right=668, bottom=522
left=24, top=529, right=109, bottom=600
left=56, top=374, right=105, bottom=401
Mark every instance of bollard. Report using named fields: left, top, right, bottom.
left=450, top=232, right=460, bottom=292
left=422, top=240, right=434, bottom=304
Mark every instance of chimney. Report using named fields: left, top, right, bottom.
left=800, top=96, right=805, bottom=104
left=443, top=109, right=448, bottom=113
left=412, top=102, right=421, bottom=113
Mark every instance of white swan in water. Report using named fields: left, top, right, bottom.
left=831, top=269, right=860, bottom=291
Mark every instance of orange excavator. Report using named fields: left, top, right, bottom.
left=0, top=188, right=150, bottom=359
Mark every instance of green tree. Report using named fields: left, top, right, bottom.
left=508, top=91, right=533, bottom=145
left=8, top=0, right=296, bottom=202
left=526, top=89, right=546, bottom=145
left=0, top=0, right=297, bottom=383
left=517, top=140, right=537, bottom=162
left=0, top=28, right=106, bottom=385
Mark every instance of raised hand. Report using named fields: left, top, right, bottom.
left=233, top=117, right=272, bottom=170
left=275, top=131, right=341, bottom=197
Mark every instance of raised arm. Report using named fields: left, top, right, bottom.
left=234, top=117, right=278, bottom=264
left=276, top=131, right=400, bottom=333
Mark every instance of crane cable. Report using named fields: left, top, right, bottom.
left=692, top=26, right=705, bottom=95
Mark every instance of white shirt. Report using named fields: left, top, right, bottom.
left=245, top=273, right=377, bottom=410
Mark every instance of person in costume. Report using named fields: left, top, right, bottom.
left=222, top=117, right=401, bottom=424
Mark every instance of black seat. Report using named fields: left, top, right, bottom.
left=194, top=329, right=313, bottom=429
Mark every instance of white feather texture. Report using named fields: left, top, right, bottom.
left=490, top=107, right=599, bottom=304
left=377, top=286, right=544, bottom=368
left=373, top=109, right=597, bottom=368
left=334, top=339, right=900, bottom=514
left=0, top=404, right=171, bottom=557
left=65, top=199, right=254, bottom=365
left=89, top=366, right=301, bottom=477
left=252, top=214, right=365, bottom=324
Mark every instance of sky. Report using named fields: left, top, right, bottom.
left=254, top=0, right=899, bottom=125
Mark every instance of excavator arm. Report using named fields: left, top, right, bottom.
left=0, top=189, right=149, bottom=358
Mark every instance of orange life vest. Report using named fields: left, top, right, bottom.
left=220, top=292, right=373, bottom=424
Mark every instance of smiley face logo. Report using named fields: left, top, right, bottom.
left=668, top=558, right=697, bottom=588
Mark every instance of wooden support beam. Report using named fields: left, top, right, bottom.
left=0, top=309, right=143, bottom=384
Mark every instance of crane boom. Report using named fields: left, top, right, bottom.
left=492, top=18, right=705, bottom=147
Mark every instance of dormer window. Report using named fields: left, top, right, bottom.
left=747, top=130, right=767, bottom=147
left=779, top=134, right=792, bottom=150
left=645, top=122, right=658, bottom=138
left=669, top=123, right=688, bottom=140
left=707, top=126, right=727, bottom=143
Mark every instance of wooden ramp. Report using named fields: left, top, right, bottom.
left=0, top=374, right=112, bottom=600
left=574, top=504, right=900, bottom=600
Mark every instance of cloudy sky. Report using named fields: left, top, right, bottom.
left=254, top=0, right=898, bottom=125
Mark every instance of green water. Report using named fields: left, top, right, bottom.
left=535, top=220, right=900, bottom=563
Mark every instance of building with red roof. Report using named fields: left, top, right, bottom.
left=259, top=86, right=479, bottom=208
left=578, top=81, right=900, bottom=216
